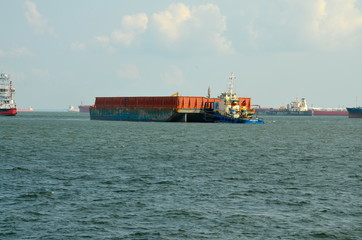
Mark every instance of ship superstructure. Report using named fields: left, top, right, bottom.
left=289, top=98, right=308, bottom=111
left=0, top=73, right=17, bottom=116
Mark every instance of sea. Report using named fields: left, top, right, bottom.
left=1, top=112, right=361, bottom=240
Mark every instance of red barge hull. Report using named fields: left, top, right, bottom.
left=313, top=110, right=348, bottom=116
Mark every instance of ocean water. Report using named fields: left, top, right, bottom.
left=1, top=112, right=361, bottom=240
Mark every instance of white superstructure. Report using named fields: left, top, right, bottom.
left=288, top=98, right=308, bottom=111
left=217, top=73, right=250, bottom=118
left=0, top=73, right=16, bottom=110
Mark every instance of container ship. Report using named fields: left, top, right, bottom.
left=346, top=107, right=362, bottom=118
left=0, top=73, right=17, bottom=116
left=90, top=74, right=264, bottom=124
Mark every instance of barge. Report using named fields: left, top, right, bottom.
left=90, top=74, right=263, bottom=124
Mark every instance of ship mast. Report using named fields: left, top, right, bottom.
left=228, top=72, right=236, bottom=94
left=10, top=78, right=13, bottom=100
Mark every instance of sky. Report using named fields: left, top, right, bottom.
left=1, top=0, right=362, bottom=110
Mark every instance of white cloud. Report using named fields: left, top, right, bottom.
left=10, top=47, right=33, bottom=57
left=32, top=68, right=49, bottom=77
left=94, top=36, right=116, bottom=52
left=152, top=3, right=234, bottom=54
left=111, top=13, right=148, bottom=46
left=162, top=66, right=185, bottom=86
left=117, top=64, right=140, bottom=80
left=95, top=3, right=233, bottom=54
left=95, top=36, right=109, bottom=44
left=303, top=0, right=362, bottom=50
left=241, top=0, right=362, bottom=51
left=153, top=3, right=191, bottom=42
left=0, top=48, right=33, bottom=57
left=70, top=42, right=86, bottom=51
left=24, top=0, right=55, bottom=36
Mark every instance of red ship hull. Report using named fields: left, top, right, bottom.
left=313, top=110, right=348, bottom=116
left=0, top=108, right=17, bottom=116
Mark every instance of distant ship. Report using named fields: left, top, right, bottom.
left=255, top=98, right=313, bottom=116
left=346, top=107, right=362, bottom=118
left=68, top=105, right=79, bottom=112
left=0, top=73, right=17, bottom=116
left=256, top=98, right=348, bottom=116
left=18, top=107, right=34, bottom=112
left=78, top=104, right=90, bottom=113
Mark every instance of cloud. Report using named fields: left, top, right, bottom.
left=111, top=13, right=148, bottom=46
left=153, top=3, right=191, bottom=42
left=11, top=47, right=33, bottom=57
left=162, top=66, right=185, bottom=86
left=302, top=0, right=362, bottom=50
left=240, top=0, right=362, bottom=51
left=0, top=47, right=33, bottom=57
left=95, top=36, right=109, bottom=44
left=70, top=42, right=86, bottom=51
left=94, top=36, right=116, bottom=52
left=32, top=68, right=49, bottom=77
left=117, top=64, right=140, bottom=80
left=152, top=3, right=234, bottom=54
left=24, top=0, right=55, bottom=36
left=95, top=3, right=233, bottom=54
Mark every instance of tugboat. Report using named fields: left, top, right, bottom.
left=204, top=73, right=264, bottom=124
left=0, top=73, right=17, bottom=116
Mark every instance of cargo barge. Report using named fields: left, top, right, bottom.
left=346, top=107, right=362, bottom=118
left=90, top=74, right=264, bottom=124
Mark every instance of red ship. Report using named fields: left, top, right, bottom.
left=0, top=73, right=17, bottom=116
left=312, top=108, right=348, bottom=116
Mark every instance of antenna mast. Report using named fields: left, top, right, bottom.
left=228, top=72, right=236, bottom=93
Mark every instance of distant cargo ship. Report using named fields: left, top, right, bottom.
left=78, top=105, right=90, bottom=113
left=256, top=98, right=313, bottom=116
left=90, top=74, right=264, bottom=124
left=18, top=107, right=34, bottom=112
left=256, top=98, right=348, bottom=116
left=0, top=73, right=17, bottom=116
left=346, top=107, right=362, bottom=118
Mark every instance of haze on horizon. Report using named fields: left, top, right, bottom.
left=1, top=0, right=362, bottom=110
